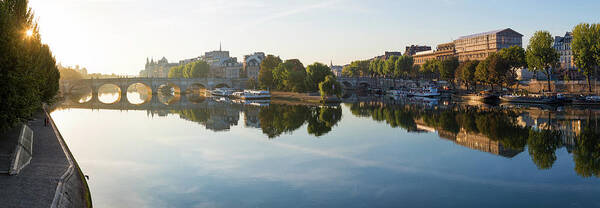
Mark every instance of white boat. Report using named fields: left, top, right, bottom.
left=386, top=90, right=409, bottom=97
left=211, top=88, right=235, bottom=97
left=412, top=87, right=440, bottom=97
left=586, top=96, right=600, bottom=102
left=232, top=90, right=271, bottom=100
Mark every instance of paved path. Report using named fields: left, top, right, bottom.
left=0, top=111, right=89, bottom=207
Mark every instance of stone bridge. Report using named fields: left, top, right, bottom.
left=59, top=93, right=219, bottom=111
left=60, top=77, right=249, bottom=96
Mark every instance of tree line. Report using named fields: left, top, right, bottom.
left=1, top=0, right=60, bottom=131
left=342, top=23, right=600, bottom=93
left=167, top=60, right=210, bottom=78
left=258, top=55, right=341, bottom=98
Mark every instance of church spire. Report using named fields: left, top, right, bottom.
left=219, top=42, right=222, bottom=51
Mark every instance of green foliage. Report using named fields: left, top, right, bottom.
left=342, top=60, right=370, bottom=77
left=395, top=55, right=414, bottom=78
left=1, top=0, right=60, bottom=131
left=572, top=23, right=600, bottom=92
left=305, top=62, right=333, bottom=92
left=456, top=60, right=478, bottom=90
left=421, top=59, right=441, bottom=79
left=167, top=60, right=209, bottom=78
left=439, top=57, right=459, bottom=82
left=168, top=65, right=184, bottom=78
left=498, top=46, right=526, bottom=86
left=258, top=55, right=282, bottom=89
left=474, top=54, right=510, bottom=90
left=272, top=59, right=306, bottom=92
left=318, top=75, right=342, bottom=99
left=526, top=30, right=559, bottom=91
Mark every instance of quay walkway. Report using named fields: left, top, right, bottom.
left=0, top=109, right=90, bottom=207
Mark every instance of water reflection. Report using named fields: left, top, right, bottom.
left=57, top=92, right=600, bottom=178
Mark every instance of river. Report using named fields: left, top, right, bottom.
left=50, top=92, right=600, bottom=208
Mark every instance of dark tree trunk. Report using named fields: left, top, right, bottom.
left=546, top=68, right=552, bottom=92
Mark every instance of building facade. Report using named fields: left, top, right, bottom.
left=243, top=52, right=266, bottom=80
left=139, top=57, right=178, bottom=78
left=405, top=45, right=432, bottom=56
left=412, top=42, right=456, bottom=66
left=454, top=28, right=523, bottom=62
left=554, top=32, right=582, bottom=79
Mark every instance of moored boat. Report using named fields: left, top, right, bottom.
left=412, top=87, right=440, bottom=97
left=500, top=95, right=559, bottom=104
left=211, top=88, right=235, bottom=97
left=232, top=90, right=271, bottom=100
left=572, top=95, right=600, bottom=105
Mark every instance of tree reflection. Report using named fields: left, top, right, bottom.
left=573, top=117, right=600, bottom=177
left=307, top=106, right=342, bottom=137
left=527, top=129, right=562, bottom=170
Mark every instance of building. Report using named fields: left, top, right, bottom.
left=330, top=61, right=343, bottom=77
left=454, top=28, right=523, bottom=62
left=243, top=52, right=266, bottom=80
left=139, top=57, right=178, bottom=78
left=374, top=51, right=403, bottom=60
left=412, top=42, right=456, bottom=66
left=405, top=45, right=432, bottom=56
left=554, top=32, right=582, bottom=79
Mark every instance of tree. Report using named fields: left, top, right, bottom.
left=342, top=64, right=359, bottom=78
left=439, top=57, right=459, bottom=86
left=1, top=0, right=60, bottom=131
left=475, top=59, right=490, bottom=88
left=168, top=65, right=184, bottom=78
left=526, top=31, right=560, bottom=92
left=395, top=55, right=414, bottom=78
left=306, top=62, right=333, bottom=92
left=258, top=55, right=282, bottom=89
left=487, top=53, right=510, bottom=90
left=421, top=59, right=440, bottom=79
left=498, top=46, right=526, bottom=88
left=188, top=60, right=210, bottom=78
left=572, top=23, right=600, bottom=93
left=384, top=56, right=399, bottom=77
left=319, top=75, right=342, bottom=99
left=457, top=60, right=478, bottom=91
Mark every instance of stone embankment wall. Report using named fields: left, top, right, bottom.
left=519, top=80, right=600, bottom=94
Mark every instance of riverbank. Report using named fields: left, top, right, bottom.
left=271, top=91, right=322, bottom=103
left=0, top=108, right=91, bottom=207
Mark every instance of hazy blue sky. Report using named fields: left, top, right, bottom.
left=29, top=0, right=599, bottom=75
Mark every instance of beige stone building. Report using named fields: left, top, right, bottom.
left=412, top=42, right=456, bottom=66
left=454, top=28, right=523, bottom=62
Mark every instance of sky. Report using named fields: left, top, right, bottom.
left=29, top=0, right=600, bottom=75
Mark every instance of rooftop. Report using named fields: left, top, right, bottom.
left=456, top=28, right=522, bottom=40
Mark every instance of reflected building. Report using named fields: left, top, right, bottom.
left=455, top=129, right=522, bottom=158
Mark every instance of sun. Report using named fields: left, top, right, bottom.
left=25, top=29, right=33, bottom=37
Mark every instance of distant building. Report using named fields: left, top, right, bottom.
left=405, top=45, right=432, bottom=56
left=139, top=57, right=178, bottom=78
left=412, top=42, right=456, bottom=66
left=329, top=61, right=343, bottom=77
left=454, top=28, right=523, bottom=62
left=554, top=32, right=582, bottom=79
left=373, top=51, right=403, bottom=60
left=243, top=52, right=266, bottom=80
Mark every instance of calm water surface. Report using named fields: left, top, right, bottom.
left=51, top=92, right=600, bottom=208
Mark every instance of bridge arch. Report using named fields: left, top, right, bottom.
left=341, top=81, right=354, bottom=89
left=97, top=83, right=122, bottom=104
left=156, top=82, right=182, bottom=95
left=126, top=83, right=153, bottom=105
left=358, top=82, right=371, bottom=90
